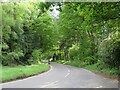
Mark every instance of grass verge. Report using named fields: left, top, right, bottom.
left=84, top=64, right=118, bottom=79
left=57, top=60, right=119, bottom=79
left=1, top=63, right=50, bottom=83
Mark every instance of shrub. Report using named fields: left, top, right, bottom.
left=28, top=49, right=42, bottom=64
left=83, top=56, right=97, bottom=65
left=2, top=49, right=24, bottom=66
left=69, top=44, right=80, bottom=60
left=98, top=31, right=120, bottom=68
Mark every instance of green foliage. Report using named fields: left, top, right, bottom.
left=56, top=2, right=120, bottom=74
left=2, top=43, right=9, bottom=50
left=83, top=56, right=97, bottom=65
left=2, top=2, right=56, bottom=66
left=2, top=49, right=24, bottom=66
left=69, top=44, right=80, bottom=60
left=2, top=1, right=120, bottom=75
left=98, top=31, right=120, bottom=68
left=41, top=50, right=53, bottom=60
left=85, top=63, right=119, bottom=75
left=28, top=49, right=42, bottom=64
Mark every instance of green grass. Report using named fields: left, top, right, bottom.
left=84, top=64, right=119, bottom=80
left=1, top=63, right=49, bottom=83
left=84, top=64, right=118, bottom=75
left=57, top=60, right=119, bottom=78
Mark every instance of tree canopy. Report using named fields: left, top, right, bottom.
left=1, top=2, right=120, bottom=70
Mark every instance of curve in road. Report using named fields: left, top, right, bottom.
left=1, top=62, right=118, bottom=88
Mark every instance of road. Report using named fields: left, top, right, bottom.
left=1, top=62, right=119, bottom=88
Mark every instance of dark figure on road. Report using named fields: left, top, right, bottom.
left=53, top=53, right=56, bottom=61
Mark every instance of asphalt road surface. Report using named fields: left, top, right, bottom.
left=1, top=62, right=119, bottom=88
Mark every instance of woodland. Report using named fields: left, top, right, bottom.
left=1, top=2, right=120, bottom=75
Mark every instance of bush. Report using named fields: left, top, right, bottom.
left=98, top=31, right=120, bottom=68
left=28, top=49, right=42, bottom=64
left=83, top=56, right=97, bottom=65
left=69, top=44, right=80, bottom=60
left=2, top=49, right=24, bottom=66
left=40, top=50, right=54, bottom=60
